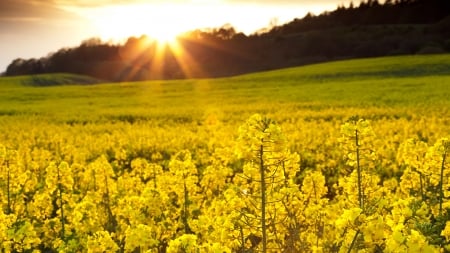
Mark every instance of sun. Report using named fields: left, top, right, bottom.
left=153, top=31, right=178, bottom=45
left=83, top=4, right=191, bottom=44
left=79, top=2, right=208, bottom=80
left=145, top=23, right=180, bottom=45
left=93, top=14, right=181, bottom=45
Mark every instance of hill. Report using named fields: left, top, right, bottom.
left=0, top=54, right=449, bottom=122
left=3, top=0, right=450, bottom=82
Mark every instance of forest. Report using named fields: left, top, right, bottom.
left=3, top=0, right=450, bottom=81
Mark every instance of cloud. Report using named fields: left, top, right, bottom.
left=0, top=0, right=350, bottom=13
left=195, top=0, right=352, bottom=6
left=0, top=0, right=93, bottom=49
left=0, top=0, right=97, bottom=72
left=53, top=0, right=187, bottom=8
left=0, top=0, right=86, bottom=23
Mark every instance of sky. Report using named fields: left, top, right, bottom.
left=0, top=0, right=358, bottom=73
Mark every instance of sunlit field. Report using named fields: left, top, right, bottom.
left=0, top=54, right=449, bottom=252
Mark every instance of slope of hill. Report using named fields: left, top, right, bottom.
left=233, top=54, right=450, bottom=82
left=0, top=54, right=449, bottom=122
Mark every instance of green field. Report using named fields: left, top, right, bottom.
left=0, top=54, right=449, bottom=124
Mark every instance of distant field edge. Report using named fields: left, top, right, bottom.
left=0, top=73, right=103, bottom=87
left=1, top=54, right=450, bottom=86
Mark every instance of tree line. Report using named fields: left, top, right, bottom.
left=4, top=0, right=450, bottom=81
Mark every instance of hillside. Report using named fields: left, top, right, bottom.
left=0, top=54, right=449, bottom=122
left=3, top=0, right=450, bottom=82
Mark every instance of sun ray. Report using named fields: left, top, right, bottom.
left=115, top=36, right=154, bottom=81
left=167, top=39, right=207, bottom=79
left=148, top=41, right=169, bottom=80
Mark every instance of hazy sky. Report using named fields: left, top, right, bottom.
left=0, top=0, right=358, bottom=73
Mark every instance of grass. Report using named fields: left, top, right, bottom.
left=0, top=54, right=449, bottom=123
left=0, top=73, right=101, bottom=87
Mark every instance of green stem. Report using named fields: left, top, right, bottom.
left=439, top=150, right=447, bottom=216
left=153, top=166, right=157, bottom=189
left=347, top=230, right=360, bottom=253
left=6, top=161, right=11, bottom=215
left=419, top=172, right=425, bottom=202
left=103, top=172, right=117, bottom=233
left=259, top=143, right=267, bottom=253
left=57, top=164, right=65, bottom=239
left=183, top=180, right=190, bottom=234
left=92, top=169, right=97, bottom=191
left=240, top=226, right=245, bottom=252
left=347, top=129, right=362, bottom=253
left=355, top=129, right=363, bottom=210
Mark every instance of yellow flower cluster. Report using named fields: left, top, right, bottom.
left=0, top=112, right=448, bottom=252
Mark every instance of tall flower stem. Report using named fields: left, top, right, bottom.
left=355, top=129, right=363, bottom=210
left=57, top=164, right=65, bottom=239
left=259, top=143, right=267, bottom=253
left=439, top=146, right=447, bottom=215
